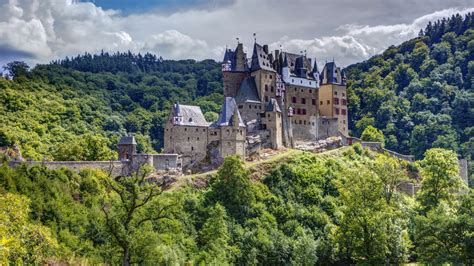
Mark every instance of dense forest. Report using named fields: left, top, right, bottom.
left=1, top=13, right=473, bottom=164
left=0, top=13, right=473, bottom=264
left=0, top=55, right=223, bottom=160
left=1, top=145, right=471, bottom=264
left=347, top=13, right=474, bottom=162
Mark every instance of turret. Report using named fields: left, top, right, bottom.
left=172, top=103, right=183, bottom=124
left=295, top=56, right=307, bottom=78
left=118, top=136, right=137, bottom=161
left=311, top=58, right=320, bottom=87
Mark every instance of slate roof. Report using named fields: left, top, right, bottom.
left=251, top=43, right=275, bottom=72
left=173, top=103, right=210, bottom=127
left=322, top=62, right=340, bottom=84
left=211, top=97, right=245, bottom=128
left=118, top=136, right=137, bottom=145
left=223, top=43, right=248, bottom=71
left=265, top=98, right=281, bottom=112
left=234, top=77, right=261, bottom=104
left=282, top=52, right=312, bottom=76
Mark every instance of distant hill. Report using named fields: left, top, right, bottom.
left=346, top=12, right=474, bottom=160
left=0, top=54, right=223, bottom=160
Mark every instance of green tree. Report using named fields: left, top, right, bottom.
left=417, top=148, right=464, bottom=212
left=208, top=156, right=255, bottom=222
left=333, top=168, right=391, bottom=264
left=3, top=61, right=30, bottom=79
left=100, top=165, right=176, bottom=265
left=361, top=125, right=385, bottom=147
left=0, top=193, right=61, bottom=264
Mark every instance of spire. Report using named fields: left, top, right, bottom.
left=282, top=54, right=288, bottom=68
left=311, top=58, right=319, bottom=74
left=232, top=105, right=240, bottom=128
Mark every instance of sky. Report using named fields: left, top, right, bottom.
left=0, top=0, right=473, bottom=69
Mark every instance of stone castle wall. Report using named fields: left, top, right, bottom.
left=223, top=72, right=248, bottom=97
left=8, top=160, right=130, bottom=177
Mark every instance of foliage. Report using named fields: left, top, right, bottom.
left=0, top=146, right=472, bottom=264
left=360, top=125, right=385, bottom=146
left=0, top=55, right=223, bottom=160
left=347, top=12, right=474, bottom=161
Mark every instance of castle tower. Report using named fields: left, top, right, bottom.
left=211, top=97, right=246, bottom=160
left=118, top=136, right=137, bottom=161
left=262, top=98, right=283, bottom=149
left=222, top=43, right=249, bottom=97
left=319, top=62, right=348, bottom=135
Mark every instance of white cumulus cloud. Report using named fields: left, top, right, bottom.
left=0, top=0, right=472, bottom=67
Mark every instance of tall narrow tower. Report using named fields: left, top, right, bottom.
left=117, top=136, right=137, bottom=161
left=222, top=43, right=249, bottom=97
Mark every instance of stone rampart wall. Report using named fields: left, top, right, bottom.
left=8, top=160, right=130, bottom=176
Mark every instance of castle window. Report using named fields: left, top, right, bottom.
left=300, top=80, right=303, bottom=84
left=271, top=86, right=274, bottom=92
left=197, top=137, right=200, bottom=140
left=299, top=120, right=302, bottom=124
left=265, top=96, right=268, bottom=102
left=320, top=101, right=323, bottom=105
left=249, top=105, right=252, bottom=109
left=312, top=122, right=315, bottom=126
left=203, top=128, right=206, bottom=132
left=269, top=75, right=272, bottom=79
left=166, top=129, right=168, bottom=131
left=334, top=91, right=338, bottom=95
left=188, top=137, right=190, bottom=141
left=185, top=128, right=187, bottom=131
left=265, top=84, right=268, bottom=91
left=304, top=120, right=306, bottom=125
left=301, top=98, right=306, bottom=104
left=170, top=136, right=172, bottom=139
left=333, top=98, right=339, bottom=105
left=312, top=99, right=316, bottom=105
left=292, top=97, right=296, bottom=103
left=309, top=82, right=312, bottom=85
left=327, top=100, right=330, bottom=104
left=341, top=109, right=347, bottom=115
left=196, top=128, right=198, bottom=131
left=342, top=93, right=345, bottom=97
left=342, top=99, right=347, bottom=105
left=292, top=79, right=294, bottom=82
left=302, top=109, right=307, bottom=115
left=301, top=89, right=303, bottom=92
left=189, top=118, right=193, bottom=122
left=335, top=108, right=340, bottom=115
left=238, top=105, right=243, bottom=109
left=309, top=89, right=312, bottom=93
left=191, top=146, right=194, bottom=151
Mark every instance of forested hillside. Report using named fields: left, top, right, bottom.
left=1, top=145, right=471, bottom=264
left=0, top=54, right=223, bottom=160
left=347, top=13, right=474, bottom=160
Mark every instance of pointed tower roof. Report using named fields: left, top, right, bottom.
left=311, top=58, right=319, bottom=74
left=265, top=98, right=281, bottom=112
left=211, top=97, right=245, bottom=128
left=250, top=43, right=275, bottom=72
left=235, top=77, right=261, bottom=104
left=118, top=136, right=137, bottom=145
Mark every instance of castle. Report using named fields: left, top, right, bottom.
left=164, top=41, right=348, bottom=170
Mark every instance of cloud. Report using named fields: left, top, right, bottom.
left=0, top=0, right=472, bottom=67
left=270, top=7, right=474, bottom=66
